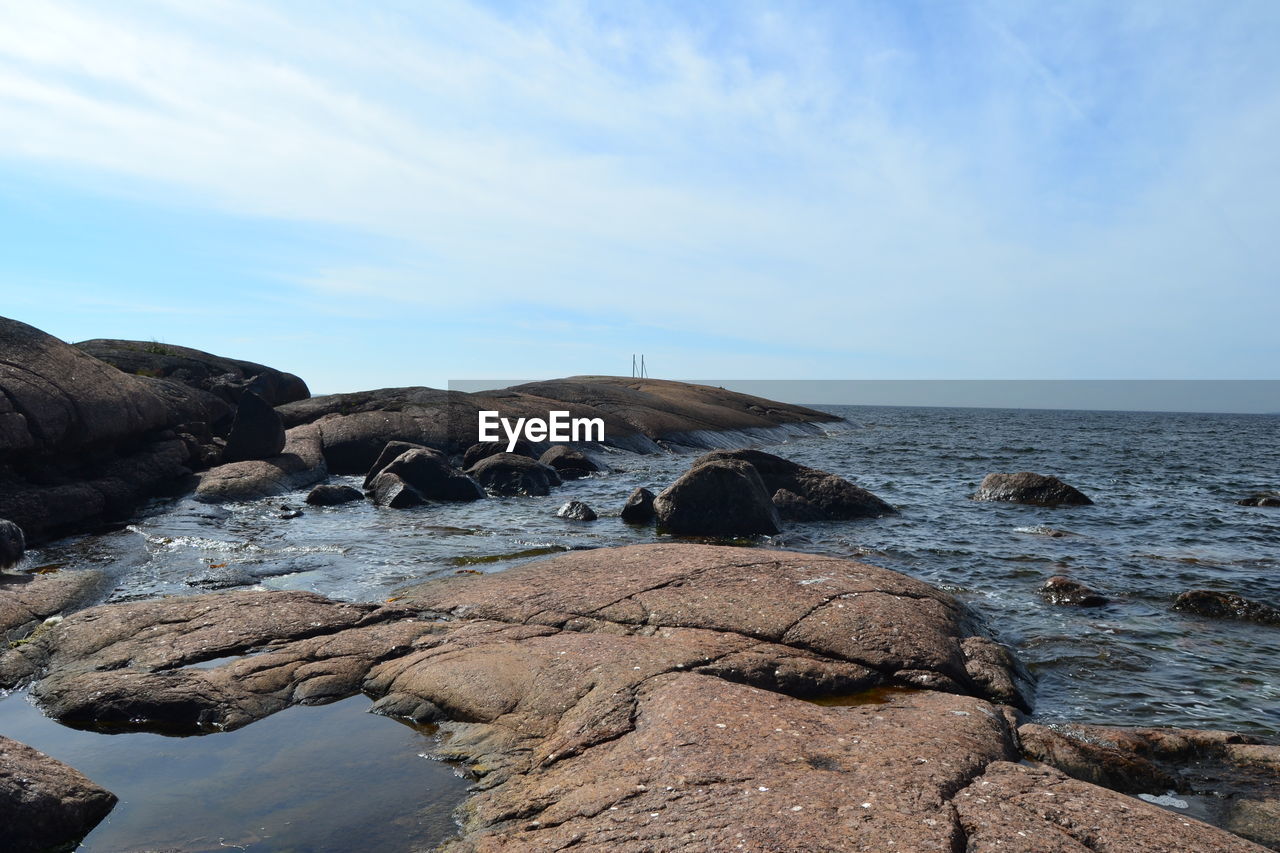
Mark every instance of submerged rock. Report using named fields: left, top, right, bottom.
left=537, top=445, right=600, bottom=479
left=653, top=458, right=781, bottom=536
left=1173, top=590, right=1280, bottom=626
left=222, top=390, right=286, bottom=462
left=1237, top=492, right=1280, bottom=508
left=0, top=519, right=24, bottom=569
left=555, top=500, right=597, bottom=521
left=305, top=484, right=364, bottom=506
left=972, top=471, right=1093, bottom=506
left=619, top=487, right=656, bottom=524
left=0, top=735, right=117, bottom=853
left=1040, top=575, right=1108, bottom=607
left=467, top=453, right=561, bottom=497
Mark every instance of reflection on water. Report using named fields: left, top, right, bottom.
left=0, top=691, right=470, bottom=852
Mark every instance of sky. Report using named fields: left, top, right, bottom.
left=1, top=0, right=1278, bottom=396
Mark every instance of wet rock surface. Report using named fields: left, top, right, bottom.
left=305, top=483, right=365, bottom=506
left=1237, top=492, right=1280, bottom=508
left=0, top=519, right=23, bottom=569
left=619, top=486, right=656, bottom=524
left=378, top=448, right=485, bottom=502
left=972, top=472, right=1094, bottom=507
left=467, top=453, right=562, bottom=497
left=537, top=444, right=599, bottom=479
left=1173, top=590, right=1280, bottom=626
left=1040, top=575, right=1108, bottom=607
left=556, top=500, right=597, bottom=521
left=0, top=735, right=117, bottom=853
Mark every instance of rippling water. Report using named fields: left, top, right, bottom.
left=18, top=405, right=1280, bottom=743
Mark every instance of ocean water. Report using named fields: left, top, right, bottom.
left=4, top=404, right=1278, bottom=848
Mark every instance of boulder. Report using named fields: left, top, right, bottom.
left=222, top=390, right=286, bottom=462
left=1238, top=492, right=1280, bottom=508
left=464, top=440, right=535, bottom=469
left=0, top=736, right=117, bottom=852
left=195, top=423, right=328, bottom=503
left=972, top=472, right=1093, bottom=506
left=304, top=484, right=364, bottom=506
left=1173, top=590, right=1280, bottom=626
left=694, top=449, right=894, bottom=519
left=653, top=458, right=781, bottom=536
left=1040, top=575, right=1108, bottom=607
left=75, top=338, right=309, bottom=407
left=0, top=519, right=24, bottom=569
left=363, top=440, right=429, bottom=488
left=379, top=449, right=484, bottom=502
left=619, top=487, right=656, bottom=524
left=556, top=500, right=597, bottom=521
left=537, top=445, right=600, bottom=479
left=467, top=453, right=562, bottom=497
left=772, top=487, right=827, bottom=521
left=367, top=471, right=425, bottom=509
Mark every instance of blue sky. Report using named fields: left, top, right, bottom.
left=1, top=0, right=1277, bottom=393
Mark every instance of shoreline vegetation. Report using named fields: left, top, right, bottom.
left=2, top=314, right=1279, bottom=851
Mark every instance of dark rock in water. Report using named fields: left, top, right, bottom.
left=654, top=458, right=781, bottom=536
left=696, top=449, right=894, bottom=520
left=381, top=448, right=484, bottom=502
left=1040, top=575, right=1108, bottom=607
left=1016, top=525, right=1076, bottom=538
left=972, top=472, right=1093, bottom=507
left=195, top=423, right=328, bottom=503
left=463, top=440, right=536, bottom=469
left=0, top=519, right=24, bottom=569
left=363, top=440, right=428, bottom=489
left=367, top=471, right=426, bottom=509
left=538, top=445, right=600, bottom=479
left=75, top=338, right=309, bottom=407
left=1173, top=590, right=1280, bottom=625
left=0, top=735, right=117, bottom=852
left=771, top=488, right=827, bottom=522
left=467, top=453, right=561, bottom=497
left=278, top=505, right=303, bottom=519
left=305, top=484, right=364, bottom=506
left=556, top=500, right=597, bottom=521
left=619, top=487, right=656, bottom=524
left=1237, top=492, right=1280, bottom=508
left=222, top=391, right=286, bottom=463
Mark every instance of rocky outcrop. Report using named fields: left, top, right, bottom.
left=0, top=519, right=23, bottom=568
left=1238, top=492, right=1280, bottom=508
left=972, top=472, right=1094, bottom=507
left=696, top=449, right=895, bottom=520
left=619, top=487, right=655, bottom=524
left=75, top=338, right=309, bottom=407
left=277, top=378, right=842, bottom=474
left=222, top=390, right=286, bottom=462
left=0, top=317, right=230, bottom=541
left=654, top=458, right=781, bottom=536
left=0, top=570, right=108, bottom=641
left=194, top=423, right=328, bottom=503
left=467, top=453, right=561, bottom=497
left=538, top=445, right=599, bottom=479
left=1040, top=575, right=1108, bottom=607
left=1173, top=590, right=1280, bottom=626
left=556, top=500, right=597, bottom=521
left=0, top=735, right=117, bottom=853
left=305, top=483, right=364, bottom=506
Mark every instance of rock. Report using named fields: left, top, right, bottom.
left=653, top=458, right=781, bottom=536
left=363, top=440, right=429, bottom=488
left=75, top=338, right=309, bottom=407
left=556, top=500, right=597, bottom=521
left=304, top=484, right=364, bottom=506
left=772, top=487, right=828, bottom=521
left=0, top=570, right=108, bottom=641
left=195, top=422, right=328, bottom=502
left=379, top=448, right=484, bottom=502
left=972, top=471, right=1093, bottom=506
left=0, top=519, right=24, bottom=569
left=1173, top=590, right=1280, bottom=626
left=464, top=440, right=536, bottom=469
left=467, top=453, right=561, bottom=496
left=0, top=735, right=117, bottom=852
left=277, top=505, right=303, bottom=519
left=695, top=449, right=894, bottom=519
left=1238, top=492, right=1280, bottom=508
left=222, top=390, right=286, bottom=462
left=1040, top=575, right=1108, bottom=607
left=619, top=487, right=656, bottom=524
left=367, top=471, right=426, bottom=509
left=537, top=444, right=600, bottom=479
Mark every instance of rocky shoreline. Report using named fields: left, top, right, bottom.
left=3, top=315, right=1279, bottom=851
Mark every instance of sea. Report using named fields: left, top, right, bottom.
left=3, top=404, right=1277, bottom=850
